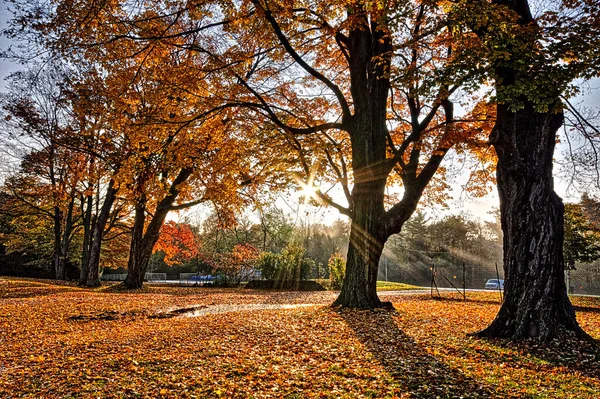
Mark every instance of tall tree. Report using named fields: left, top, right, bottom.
left=0, top=67, right=84, bottom=280
left=68, top=67, right=130, bottom=287
left=216, top=0, right=494, bottom=307
left=465, top=0, right=600, bottom=340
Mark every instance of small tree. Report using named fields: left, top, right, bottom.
left=153, top=221, right=200, bottom=266
left=564, top=203, right=600, bottom=270
left=213, top=243, right=260, bottom=286
left=329, top=253, right=346, bottom=290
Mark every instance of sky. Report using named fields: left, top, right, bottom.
left=0, top=3, right=598, bottom=227
left=0, top=3, right=18, bottom=91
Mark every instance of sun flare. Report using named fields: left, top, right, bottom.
left=299, top=180, right=318, bottom=201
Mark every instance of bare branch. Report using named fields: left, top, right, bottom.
left=251, top=0, right=352, bottom=121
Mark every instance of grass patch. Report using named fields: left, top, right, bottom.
left=1, top=277, right=599, bottom=398
left=376, top=281, right=424, bottom=291
left=315, top=279, right=424, bottom=291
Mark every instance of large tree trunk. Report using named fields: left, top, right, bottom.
left=476, top=103, right=586, bottom=340
left=332, top=8, right=393, bottom=308
left=123, top=201, right=149, bottom=289
left=123, top=199, right=173, bottom=289
left=334, top=181, right=387, bottom=308
left=124, top=168, right=193, bottom=289
left=81, top=180, right=117, bottom=287
left=254, top=4, right=450, bottom=307
left=474, top=0, right=588, bottom=341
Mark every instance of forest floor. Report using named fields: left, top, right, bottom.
left=1, top=277, right=599, bottom=398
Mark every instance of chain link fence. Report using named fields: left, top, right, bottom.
left=567, top=264, right=600, bottom=296
left=378, top=250, right=600, bottom=296
left=378, top=238, right=504, bottom=291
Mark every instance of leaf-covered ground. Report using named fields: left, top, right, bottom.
left=1, top=278, right=599, bottom=398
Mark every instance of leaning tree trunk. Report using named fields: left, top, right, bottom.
left=81, top=180, right=117, bottom=287
left=123, top=201, right=152, bottom=289
left=123, top=200, right=172, bottom=289
left=124, top=168, right=192, bottom=289
left=333, top=180, right=387, bottom=309
left=476, top=103, right=587, bottom=340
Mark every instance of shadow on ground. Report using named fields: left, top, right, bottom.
left=338, top=307, right=495, bottom=399
left=434, top=296, right=504, bottom=306
left=0, top=279, right=83, bottom=299
left=483, top=333, right=600, bottom=381
left=574, top=305, right=600, bottom=315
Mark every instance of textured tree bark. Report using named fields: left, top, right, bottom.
left=473, top=0, right=589, bottom=341
left=82, top=180, right=117, bottom=287
left=123, top=168, right=192, bottom=289
left=333, top=10, right=392, bottom=308
left=476, top=103, right=586, bottom=340
left=332, top=118, right=394, bottom=308
left=123, top=201, right=149, bottom=289
left=333, top=181, right=386, bottom=308
left=123, top=198, right=175, bottom=289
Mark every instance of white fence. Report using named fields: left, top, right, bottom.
left=179, top=273, right=214, bottom=286
left=101, top=272, right=167, bottom=282
left=146, top=273, right=167, bottom=282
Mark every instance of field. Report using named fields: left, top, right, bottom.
left=1, top=278, right=599, bottom=398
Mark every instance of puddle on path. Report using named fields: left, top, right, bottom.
left=180, top=303, right=317, bottom=318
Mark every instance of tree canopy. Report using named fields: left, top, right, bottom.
left=0, top=0, right=599, bottom=341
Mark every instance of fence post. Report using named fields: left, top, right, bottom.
left=462, top=262, right=466, bottom=301
left=430, top=264, right=434, bottom=298
left=495, top=262, right=503, bottom=303
left=430, top=263, right=441, bottom=298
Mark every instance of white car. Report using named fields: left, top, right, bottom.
left=485, top=279, right=504, bottom=290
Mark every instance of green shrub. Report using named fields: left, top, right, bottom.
left=280, top=242, right=304, bottom=285
left=256, top=243, right=318, bottom=286
left=257, top=252, right=281, bottom=280
left=328, top=253, right=346, bottom=290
